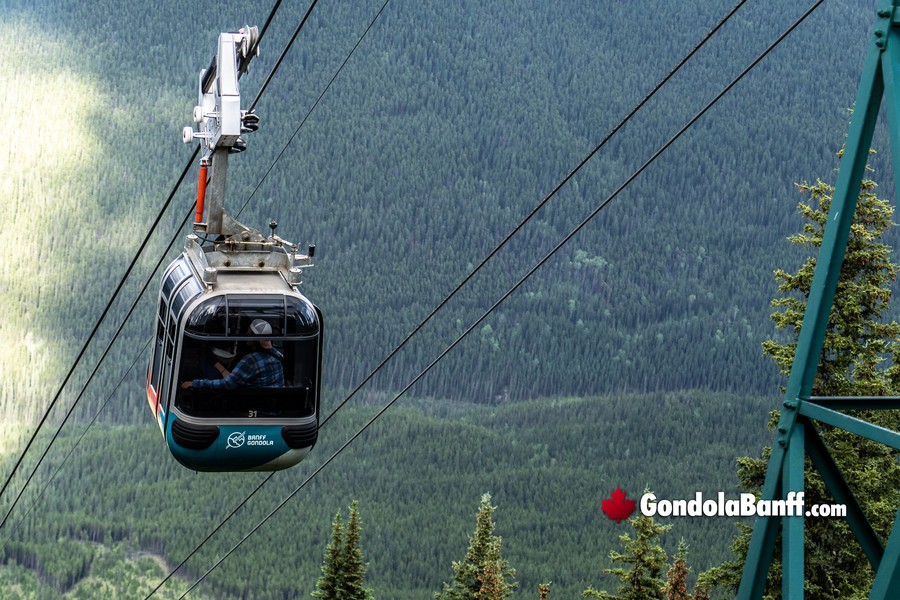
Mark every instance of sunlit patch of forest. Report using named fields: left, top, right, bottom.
left=0, top=0, right=894, bottom=597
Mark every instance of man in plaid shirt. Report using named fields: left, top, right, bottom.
left=182, top=319, right=285, bottom=390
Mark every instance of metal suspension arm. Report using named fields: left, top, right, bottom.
left=182, top=26, right=261, bottom=235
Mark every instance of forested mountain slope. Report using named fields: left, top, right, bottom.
left=0, top=0, right=890, bottom=421
left=0, top=0, right=897, bottom=597
left=0, top=393, right=773, bottom=598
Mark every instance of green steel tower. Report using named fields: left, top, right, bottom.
left=740, top=2, right=900, bottom=598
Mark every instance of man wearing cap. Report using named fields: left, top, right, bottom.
left=182, top=319, right=285, bottom=390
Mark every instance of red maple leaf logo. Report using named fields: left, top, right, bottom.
left=601, top=487, right=636, bottom=523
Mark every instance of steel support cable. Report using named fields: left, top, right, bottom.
left=7, top=0, right=356, bottom=585
left=142, top=4, right=395, bottom=598
left=0, top=205, right=194, bottom=542
left=164, top=3, right=827, bottom=597
left=0, top=144, right=198, bottom=516
left=146, top=0, right=755, bottom=594
left=0, top=339, right=152, bottom=549
left=255, top=0, right=283, bottom=44
left=0, top=0, right=303, bottom=517
left=318, top=0, right=750, bottom=428
left=237, top=0, right=393, bottom=220
left=248, top=0, right=320, bottom=112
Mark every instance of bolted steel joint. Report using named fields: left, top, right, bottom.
left=202, top=266, right=218, bottom=285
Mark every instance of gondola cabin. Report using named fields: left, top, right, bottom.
left=150, top=25, right=322, bottom=470
left=146, top=236, right=322, bottom=471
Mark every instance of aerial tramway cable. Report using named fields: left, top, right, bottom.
left=0, top=0, right=298, bottom=528
left=149, top=1, right=827, bottom=596
left=250, top=0, right=753, bottom=428
left=1, top=0, right=395, bottom=552
left=2, top=0, right=385, bottom=540
left=0, top=202, right=194, bottom=544
left=237, top=0, right=393, bottom=221
left=0, top=145, right=198, bottom=524
left=249, top=0, right=319, bottom=112
left=318, top=0, right=752, bottom=427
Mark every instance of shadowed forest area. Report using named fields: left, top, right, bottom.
left=0, top=0, right=896, bottom=597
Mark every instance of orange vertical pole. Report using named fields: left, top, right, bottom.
left=195, top=159, right=208, bottom=224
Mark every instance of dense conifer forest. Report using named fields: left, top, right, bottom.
left=0, top=393, right=774, bottom=598
left=1, top=0, right=898, bottom=597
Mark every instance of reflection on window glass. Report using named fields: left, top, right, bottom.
left=228, top=296, right=285, bottom=336
left=162, top=261, right=190, bottom=300
left=151, top=320, right=165, bottom=390
left=186, top=296, right=226, bottom=335
left=286, top=297, right=318, bottom=336
left=171, top=292, right=320, bottom=419
left=172, top=280, right=202, bottom=319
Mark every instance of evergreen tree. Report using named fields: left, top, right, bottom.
left=341, top=500, right=374, bottom=600
left=313, top=502, right=375, bottom=600
left=663, top=540, right=690, bottom=600
left=762, top=175, right=900, bottom=396
left=313, top=512, right=345, bottom=599
left=691, top=586, right=710, bottom=600
left=436, top=493, right=517, bottom=600
left=537, top=582, right=552, bottom=600
left=662, top=539, right=707, bottom=600
left=583, top=513, right=670, bottom=600
left=703, top=167, right=900, bottom=597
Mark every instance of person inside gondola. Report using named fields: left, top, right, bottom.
left=181, top=319, right=284, bottom=389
